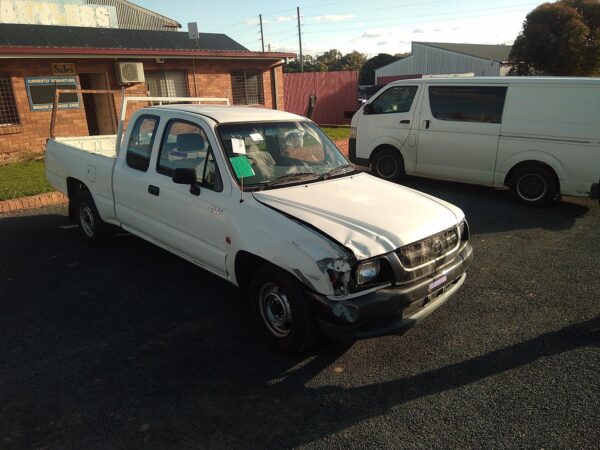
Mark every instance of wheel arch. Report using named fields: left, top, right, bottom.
left=66, top=177, right=89, bottom=223
left=368, top=143, right=404, bottom=165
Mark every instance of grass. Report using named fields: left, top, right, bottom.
left=0, top=160, right=54, bottom=201
left=321, top=126, right=351, bottom=141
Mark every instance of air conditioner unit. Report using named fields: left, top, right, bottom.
left=117, top=62, right=145, bottom=84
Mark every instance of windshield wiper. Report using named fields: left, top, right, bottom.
left=323, top=164, right=358, bottom=179
left=257, top=172, right=322, bottom=190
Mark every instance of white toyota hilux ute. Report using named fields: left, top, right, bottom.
left=46, top=101, right=473, bottom=353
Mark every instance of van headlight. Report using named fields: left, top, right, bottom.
left=350, top=127, right=357, bottom=139
left=356, top=259, right=381, bottom=285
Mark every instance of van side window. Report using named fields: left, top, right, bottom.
left=370, top=86, right=418, bottom=114
left=429, top=86, right=507, bottom=123
left=125, top=115, right=159, bottom=172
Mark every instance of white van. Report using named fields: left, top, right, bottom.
left=349, top=77, right=600, bottom=206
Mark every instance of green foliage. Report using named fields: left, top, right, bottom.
left=283, top=49, right=367, bottom=73
left=359, top=53, right=408, bottom=85
left=509, top=0, right=600, bottom=75
left=0, top=160, right=54, bottom=201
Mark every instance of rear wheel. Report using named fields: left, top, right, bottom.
left=249, top=265, right=319, bottom=353
left=371, top=148, right=404, bottom=182
left=76, top=190, right=112, bottom=244
left=509, top=165, right=558, bottom=207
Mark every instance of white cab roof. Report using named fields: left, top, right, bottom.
left=150, top=104, right=307, bottom=123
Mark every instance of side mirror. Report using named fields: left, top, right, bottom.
left=363, top=103, right=373, bottom=115
left=172, top=167, right=196, bottom=185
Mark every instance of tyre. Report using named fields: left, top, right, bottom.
left=76, top=190, right=112, bottom=244
left=509, top=165, right=558, bottom=207
left=371, top=147, right=404, bottom=182
left=249, top=265, right=320, bottom=353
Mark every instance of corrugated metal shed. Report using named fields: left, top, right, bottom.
left=376, top=42, right=512, bottom=82
left=84, top=0, right=181, bottom=30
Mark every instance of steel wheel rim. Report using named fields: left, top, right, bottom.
left=517, top=174, right=546, bottom=202
left=259, top=282, right=292, bottom=338
left=80, top=204, right=95, bottom=237
left=377, top=156, right=398, bottom=179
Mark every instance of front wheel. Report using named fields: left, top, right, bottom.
left=371, top=148, right=404, bottom=182
left=249, top=265, right=319, bottom=353
left=509, top=165, right=558, bottom=207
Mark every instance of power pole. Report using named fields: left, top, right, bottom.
left=297, top=6, right=303, bottom=72
left=259, top=14, right=265, bottom=52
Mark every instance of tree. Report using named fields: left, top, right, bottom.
left=339, top=51, right=368, bottom=72
left=314, top=49, right=343, bottom=71
left=359, top=53, right=408, bottom=85
left=509, top=0, right=600, bottom=75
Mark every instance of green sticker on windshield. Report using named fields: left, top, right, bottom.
left=229, top=156, right=255, bottom=179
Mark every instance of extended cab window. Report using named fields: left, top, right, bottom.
left=126, top=115, right=159, bottom=172
left=369, top=86, right=418, bottom=114
left=157, top=120, right=222, bottom=191
left=429, top=86, right=507, bottom=123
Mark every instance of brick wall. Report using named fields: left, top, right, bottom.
left=0, top=57, right=286, bottom=164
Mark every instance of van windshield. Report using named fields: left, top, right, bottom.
left=217, top=121, right=352, bottom=190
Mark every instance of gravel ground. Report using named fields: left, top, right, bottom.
left=0, top=177, right=598, bottom=449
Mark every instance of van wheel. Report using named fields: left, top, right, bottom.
left=509, top=165, right=557, bottom=207
left=76, top=190, right=111, bottom=244
left=372, top=148, right=404, bottom=182
left=249, top=265, right=319, bottom=353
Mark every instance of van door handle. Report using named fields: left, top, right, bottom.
left=399, top=119, right=410, bottom=124
left=148, top=185, right=160, bottom=196
left=424, top=120, right=430, bottom=129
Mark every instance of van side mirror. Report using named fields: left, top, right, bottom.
left=363, top=103, right=373, bottom=115
left=172, top=168, right=196, bottom=185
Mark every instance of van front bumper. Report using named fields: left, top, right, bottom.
left=348, top=138, right=369, bottom=167
left=306, top=243, right=473, bottom=341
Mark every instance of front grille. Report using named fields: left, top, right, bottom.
left=397, top=226, right=459, bottom=269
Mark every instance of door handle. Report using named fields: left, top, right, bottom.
left=399, top=119, right=410, bottom=124
left=148, top=185, right=160, bottom=196
left=424, top=119, right=430, bottom=129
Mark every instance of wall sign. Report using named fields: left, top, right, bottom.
left=52, top=63, right=77, bottom=76
left=25, top=77, right=81, bottom=111
left=0, top=0, right=118, bottom=28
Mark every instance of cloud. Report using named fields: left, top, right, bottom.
left=244, top=16, right=293, bottom=25
left=413, top=28, right=426, bottom=33
left=314, top=14, right=354, bottom=23
left=434, top=28, right=443, bottom=32
left=377, top=41, right=388, bottom=46
left=360, top=31, right=382, bottom=38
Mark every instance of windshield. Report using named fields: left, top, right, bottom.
left=217, top=121, right=351, bottom=190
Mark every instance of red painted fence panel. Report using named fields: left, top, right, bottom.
left=283, top=71, right=358, bottom=125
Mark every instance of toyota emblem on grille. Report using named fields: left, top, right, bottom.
left=432, top=239, right=444, bottom=254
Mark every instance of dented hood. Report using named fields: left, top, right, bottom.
left=253, top=172, right=464, bottom=260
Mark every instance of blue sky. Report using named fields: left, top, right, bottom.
left=137, top=0, right=543, bottom=56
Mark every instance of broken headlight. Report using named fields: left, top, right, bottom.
left=356, top=259, right=381, bottom=285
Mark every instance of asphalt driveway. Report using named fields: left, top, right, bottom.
left=0, top=177, right=598, bottom=449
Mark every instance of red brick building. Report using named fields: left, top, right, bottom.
left=0, top=23, right=294, bottom=163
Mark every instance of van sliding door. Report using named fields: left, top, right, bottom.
left=416, top=85, right=507, bottom=185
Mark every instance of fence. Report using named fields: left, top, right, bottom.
left=283, top=71, right=358, bottom=125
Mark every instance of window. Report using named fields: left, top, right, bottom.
left=0, top=74, right=19, bottom=126
left=157, top=120, right=222, bottom=191
left=369, top=86, right=418, bottom=114
left=145, top=71, right=188, bottom=97
left=25, top=76, right=80, bottom=111
left=231, top=70, right=264, bottom=105
left=429, top=86, right=508, bottom=123
left=125, top=115, right=159, bottom=172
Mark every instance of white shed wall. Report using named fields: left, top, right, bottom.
left=376, top=43, right=503, bottom=81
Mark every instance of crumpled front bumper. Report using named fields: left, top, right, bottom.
left=305, top=243, right=473, bottom=341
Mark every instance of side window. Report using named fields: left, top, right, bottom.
left=370, top=86, right=418, bottom=114
left=126, top=115, right=159, bottom=172
left=429, top=86, right=507, bottom=123
left=157, top=120, right=222, bottom=191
